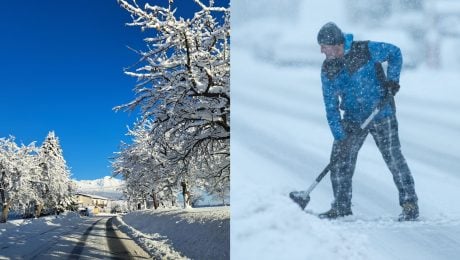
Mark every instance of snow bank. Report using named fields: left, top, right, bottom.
left=115, top=206, right=229, bottom=259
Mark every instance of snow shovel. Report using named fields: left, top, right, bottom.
left=289, top=92, right=395, bottom=210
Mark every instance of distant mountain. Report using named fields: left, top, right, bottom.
left=73, top=176, right=125, bottom=200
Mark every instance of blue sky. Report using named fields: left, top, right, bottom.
left=0, top=0, right=226, bottom=180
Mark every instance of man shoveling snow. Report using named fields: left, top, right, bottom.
left=291, top=22, right=419, bottom=222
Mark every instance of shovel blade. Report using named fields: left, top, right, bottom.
left=289, top=191, right=310, bottom=210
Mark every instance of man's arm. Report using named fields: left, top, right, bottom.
left=321, top=75, right=345, bottom=140
left=368, top=41, right=403, bottom=82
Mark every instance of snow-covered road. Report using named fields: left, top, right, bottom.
left=0, top=214, right=150, bottom=259
left=0, top=206, right=229, bottom=259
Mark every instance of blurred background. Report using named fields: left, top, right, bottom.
left=232, top=0, right=460, bottom=70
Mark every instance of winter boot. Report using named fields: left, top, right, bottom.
left=318, top=208, right=352, bottom=219
left=398, top=202, right=419, bottom=221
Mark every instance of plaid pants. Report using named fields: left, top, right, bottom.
left=330, top=114, right=418, bottom=211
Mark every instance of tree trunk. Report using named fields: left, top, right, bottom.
left=1, top=203, right=10, bottom=223
left=0, top=188, right=9, bottom=223
left=35, top=204, right=44, bottom=218
left=23, top=202, right=33, bottom=218
left=181, top=181, right=190, bottom=208
left=151, top=192, right=159, bottom=210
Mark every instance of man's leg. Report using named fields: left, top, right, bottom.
left=323, top=124, right=367, bottom=218
left=369, top=115, right=419, bottom=219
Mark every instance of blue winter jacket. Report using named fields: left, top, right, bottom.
left=321, top=33, right=402, bottom=140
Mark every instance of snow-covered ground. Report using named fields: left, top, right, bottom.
left=0, top=206, right=229, bottom=259
left=231, top=0, right=460, bottom=259
left=0, top=212, right=85, bottom=258
left=117, top=206, right=230, bottom=259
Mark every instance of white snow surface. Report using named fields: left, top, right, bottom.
left=231, top=1, right=460, bottom=259
left=0, top=212, right=85, bottom=258
left=0, top=207, right=229, bottom=259
left=117, top=206, right=230, bottom=259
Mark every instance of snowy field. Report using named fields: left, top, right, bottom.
left=231, top=1, right=460, bottom=259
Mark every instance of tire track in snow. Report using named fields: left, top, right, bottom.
left=69, top=218, right=103, bottom=257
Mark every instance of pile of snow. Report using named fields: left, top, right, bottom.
left=74, top=176, right=124, bottom=200
left=115, top=206, right=229, bottom=259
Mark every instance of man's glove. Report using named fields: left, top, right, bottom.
left=334, top=124, right=366, bottom=155
left=384, top=81, right=400, bottom=96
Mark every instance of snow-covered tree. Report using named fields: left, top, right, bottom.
left=0, top=132, right=74, bottom=222
left=37, top=131, right=73, bottom=215
left=0, top=137, right=37, bottom=223
left=114, top=0, right=230, bottom=207
left=113, top=120, right=178, bottom=209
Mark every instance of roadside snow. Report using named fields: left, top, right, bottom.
left=116, top=206, right=230, bottom=260
left=0, top=212, right=85, bottom=258
left=0, top=212, right=83, bottom=236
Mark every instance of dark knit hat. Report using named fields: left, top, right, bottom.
left=317, top=22, right=344, bottom=45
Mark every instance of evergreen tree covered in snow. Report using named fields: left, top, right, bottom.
left=37, top=131, right=73, bottom=215
left=114, top=0, right=230, bottom=208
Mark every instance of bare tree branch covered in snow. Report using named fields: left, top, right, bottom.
left=113, top=0, right=230, bottom=208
